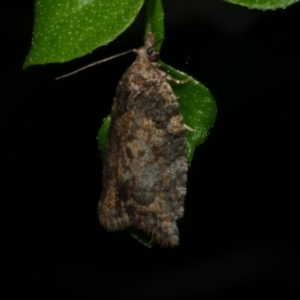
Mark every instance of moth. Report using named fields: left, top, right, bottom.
left=98, top=32, right=188, bottom=247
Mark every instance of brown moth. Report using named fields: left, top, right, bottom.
left=98, top=32, right=188, bottom=247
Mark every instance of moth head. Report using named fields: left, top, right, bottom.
left=147, top=47, right=160, bottom=62
left=144, top=32, right=160, bottom=62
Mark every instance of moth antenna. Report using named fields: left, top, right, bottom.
left=55, top=49, right=135, bottom=80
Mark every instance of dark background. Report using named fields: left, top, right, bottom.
left=1, top=0, right=300, bottom=299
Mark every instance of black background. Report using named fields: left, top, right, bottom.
left=1, top=0, right=300, bottom=299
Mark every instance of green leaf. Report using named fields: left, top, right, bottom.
left=24, top=0, right=145, bottom=68
left=145, top=0, right=164, bottom=49
left=129, top=228, right=154, bottom=248
left=97, top=115, right=111, bottom=159
left=225, top=0, right=300, bottom=9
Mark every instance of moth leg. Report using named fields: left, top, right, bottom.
left=184, top=124, right=197, bottom=132
left=166, top=75, right=192, bottom=85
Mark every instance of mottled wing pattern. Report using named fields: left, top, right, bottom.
left=98, top=33, right=187, bottom=247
